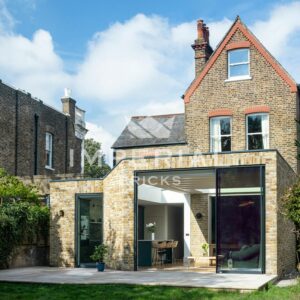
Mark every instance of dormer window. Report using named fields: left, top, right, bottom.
left=228, top=48, right=250, bottom=80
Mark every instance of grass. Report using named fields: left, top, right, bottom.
left=0, top=282, right=299, bottom=300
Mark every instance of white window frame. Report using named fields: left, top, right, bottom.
left=227, top=48, right=251, bottom=81
left=210, top=116, right=232, bottom=153
left=246, top=113, right=269, bottom=150
left=45, top=132, right=53, bottom=169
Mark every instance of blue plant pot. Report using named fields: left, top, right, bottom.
left=96, top=262, right=105, bottom=272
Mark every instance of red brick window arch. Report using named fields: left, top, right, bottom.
left=244, top=105, right=270, bottom=115
left=208, top=109, right=233, bottom=118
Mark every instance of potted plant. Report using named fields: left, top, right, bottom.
left=202, top=243, right=209, bottom=257
left=90, top=244, right=108, bottom=272
left=146, top=222, right=156, bottom=240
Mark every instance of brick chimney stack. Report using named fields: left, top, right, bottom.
left=192, top=20, right=213, bottom=76
left=61, top=88, right=76, bottom=122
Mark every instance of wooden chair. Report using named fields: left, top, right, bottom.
left=157, top=241, right=167, bottom=265
left=152, top=241, right=160, bottom=265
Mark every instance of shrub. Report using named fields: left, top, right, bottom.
left=282, top=180, right=300, bottom=266
left=0, top=202, right=49, bottom=268
left=90, top=244, right=109, bottom=263
left=0, top=169, right=49, bottom=268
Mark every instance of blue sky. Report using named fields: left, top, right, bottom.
left=5, top=0, right=285, bottom=62
left=1, top=0, right=300, bottom=164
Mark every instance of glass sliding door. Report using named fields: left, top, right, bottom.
left=76, top=194, right=103, bottom=267
left=216, top=166, right=265, bottom=273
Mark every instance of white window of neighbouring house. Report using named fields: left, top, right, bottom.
left=45, top=132, right=53, bottom=168
left=247, top=113, right=269, bottom=150
left=228, top=49, right=250, bottom=79
left=210, top=117, right=232, bottom=152
left=70, top=148, right=74, bottom=168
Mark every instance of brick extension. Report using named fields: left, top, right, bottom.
left=49, top=17, right=299, bottom=277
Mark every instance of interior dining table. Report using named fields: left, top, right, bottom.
left=138, top=240, right=178, bottom=267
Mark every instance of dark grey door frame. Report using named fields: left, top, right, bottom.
left=215, top=166, right=266, bottom=274
left=133, top=165, right=266, bottom=273
left=75, top=193, right=103, bottom=267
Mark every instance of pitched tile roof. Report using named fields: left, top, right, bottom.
left=112, top=113, right=186, bottom=149
left=184, top=17, right=298, bottom=103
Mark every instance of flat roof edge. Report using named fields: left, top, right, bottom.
left=112, top=142, right=188, bottom=149
left=118, top=149, right=279, bottom=162
left=50, top=177, right=103, bottom=183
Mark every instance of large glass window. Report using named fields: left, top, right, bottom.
left=210, top=117, right=231, bottom=152
left=216, top=166, right=265, bottom=273
left=247, top=114, right=269, bottom=150
left=228, top=49, right=250, bottom=79
left=45, top=132, right=53, bottom=168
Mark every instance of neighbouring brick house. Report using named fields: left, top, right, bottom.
left=50, top=17, right=299, bottom=277
left=0, top=82, right=87, bottom=268
left=0, top=82, right=87, bottom=193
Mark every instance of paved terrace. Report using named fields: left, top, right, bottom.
left=0, top=267, right=277, bottom=291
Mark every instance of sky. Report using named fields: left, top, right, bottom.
left=1, top=0, right=300, bottom=165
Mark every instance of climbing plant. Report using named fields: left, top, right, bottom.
left=0, top=168, right=39, bottom=204
left=282, top=180, right=300, bottom=268
left=0, top=168, right=49, bottom=268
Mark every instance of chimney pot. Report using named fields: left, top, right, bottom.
left=197, top=20, right=204, bottom=39
left=64, top=88, right=72, bottom=98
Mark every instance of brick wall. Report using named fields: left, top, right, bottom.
left=49, top=150, right=296, bottom=275
left=0, top=82, right=17, bottom=175
left=49, top=179, right=103, bottom=267
left=185, top=29, right=299, bottom=172
left=190, top=193, right=209, bottom=262
left=0, top=81, right=83, bottom=177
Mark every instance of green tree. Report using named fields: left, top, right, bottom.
left=84, top=138, right=111, bottom=178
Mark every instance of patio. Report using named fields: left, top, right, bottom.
left=0, top=267, right=277, bottom=291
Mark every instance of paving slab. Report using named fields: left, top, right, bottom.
left=0, top=267, right=277, bottom=291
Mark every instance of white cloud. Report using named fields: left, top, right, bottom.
left=249, top=1, right=300, bottom=80
left=74, top=14, right=189, bottom=104
left=134, top=99, right=184, bottom=117
left=208, top=18, right=233, bottom=48
left=251, top=2, right=300, bottom=57
left=1, top=2, right=300, bottom=166
left=0, top=28, right=70, bottom=103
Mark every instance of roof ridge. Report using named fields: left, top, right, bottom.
left=131, top=113, right=184, bottom=119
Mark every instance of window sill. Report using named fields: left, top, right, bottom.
left=45, top=166, right=55, bottom=171
left=225, top=76, right=252, bottom=82
left=246, top=148, right=269, bottom=151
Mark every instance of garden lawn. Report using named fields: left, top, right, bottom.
left=0, top=282, right=299, bottom=300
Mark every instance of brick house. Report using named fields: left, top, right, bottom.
left=0, top=82, right=87, bottom=193
left=49, top=17, right=299, bottom=277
